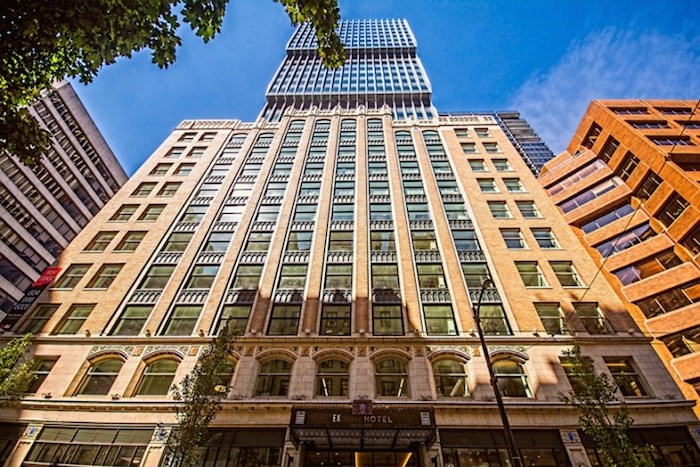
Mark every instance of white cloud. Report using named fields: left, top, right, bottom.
left=511, top=28, right=700, bottom=153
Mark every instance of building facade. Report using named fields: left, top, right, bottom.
left=0, top=26, right=698, bottom=467
left=0, top=81, right=127, bottom=317
left=539, top=99, right=700, bottom=413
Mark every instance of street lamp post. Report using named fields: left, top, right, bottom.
left=472, top=279, right=523, bottom=467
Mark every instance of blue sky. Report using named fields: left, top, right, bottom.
left=72, top=0, right=700, bottom=175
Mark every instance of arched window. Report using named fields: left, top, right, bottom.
left=341, top=118, right=356, bottom=128
left=77, top=357, right=124, bottom=395
left=394, top=131, right=412, bottom=141
left=255, top=360, right=292, bottom=397
left=135, top=358, right=179, bottom=396
left=375, top=358, right=409, bottom=398
left=288, top=119, right=305, bottom=132
left=212, top=360, right=236, bottom=394
left=256, top=132, right=274, bottom=144
left=422, top=130, right=440, bottom=140
left=315, top=359, right=349, bottom=397
left=367, top=118, right=383, bottom=127
left=493, top=358, right=531, bottom=397
left=432, top=359, right=468, bottom=398
left=228, top=133, right=247, bottom=145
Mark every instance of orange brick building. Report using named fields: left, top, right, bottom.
left=540, top=99, right=700, bottom=412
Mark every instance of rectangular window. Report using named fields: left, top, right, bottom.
left=336, top=161, right=355, bottom=175
left=166, top=147, right=186, bottom=158
left=417, top=264, right=446, bottom=288
left=403, top=180, right=425, bottom=196
left=185, top=265, right=219, bottom=289
left=634, top=172, right=662, bottom=201
left=634, top=281, right=700, bottom=318
left=411, top=230, right=438, bottom=251
left=55, top=304, right=94, bottom=334
left=560, top=356, right=593, bottom=395
left=331, top=204, right=354, bottom=221
left=110, top=305, right=152, bottom=336
left=516, top=262, right=547, bottom=287
left=492, top=159, right=512, bottom=171
left=437, top=180, right=460, bottom=196
left=158, top=182, right=181, bottom=197
left=478, top=178, right=498, bottom=193
left=181, top=205, right=207, bottom=222
left=139, top=265, right=175, bottom=289
left=550, top=261, right=584, bottom=287
left=483, top=142, right=500, bottom=153
left=299, top=182, right=321, bottom=197
left=150, top=163, right=172, bottom=175
left=132, top=182, right=156, bottom=197
left=368, top=162, right=388, bottom=176
left=257, top=204, right=280, bottom=222
left=320, top=305, right=351, bottom=336
left=179, top=132, right=196, bottom=141
left=188, top=146, right=207, bottom=158
left=272, top=162, right=293, bottom=176
left=218, top=205, right=243, bottom=223
left=245, top=232, right=272, bottom=251
left=469, top=160, right=487, bottom=172
left=461, top=263, right=490, bottom=288
left=200, top=132, right=216, bottom=141
left=516, top=201, right=541, bottom=218
left=531, top=228, right=559, bottom=249
left=334, top=181, right=354, bottom=196
left=683, top=225, right=700, bottom=256
left=232, top=265, right=263, bottom=289
left=371, top=231, right=395, bottom=251
left=54, top=264, right=91, bottom=289
left=86, top=263, right=123, bottom=289
left=613, top=249, right=682, bottom=285
left=455, top=129, right=469, bottom=138
left=615, top=152, right=639, bottom=181
left=304, top=162, right=324, bottom=175
left=581, top=204, right=634, bottom=234
left=399, top=160, right=420, bottom=174
left=329, top=231, right=353, bottom=251
left=219, top=305, right=251, bottom=335
left=22, top=304, right=58, bottom=333
left=84, top=231, right=117, bottom=252
left=162, top=305, right=202, bottom=336
left=424, top=305, right=457, bottom=335
left=657, top=193, right=689, bottom=227
left=535, top=303, right=568, bottom=335
left=373, top=305, right=403, bottom=336
left=139, top=204, right=165, bottom=221
left=461, top=142, right=477, bottom=154
left=371, top=264, right=400, bottom=290
left=370, top=203, right=392, bottom=221
left=501, top=229, right=526, bottom=249
left=163, top=232, right=193, bottom=252
left=488, top=201, right=511, bottom=218
left=560, top=178, right=620, bottom=213
left=604, top=357, right=648, bottom=397
left=453, top=230, right=479, bottom=251
left=598, top=136, right=620, bottom=162
left=268, top=305, right=300, bottom=335
left=444, top=203, right=468, bottom=220
left=114, top=231, right=146, bottom=252
left=503, top=178, right=525, bottom=193
left=648, top=136, right=694, bottom=146
left=480, top=304, right=511, bottom=335
left=369, top=181, right=390, bottom=196
left=574, top=302, right=611, bottom=334
left=204, top=232, right=232, bottom=252
left=197, top=183, right=219, bottom=198
left=26, top=359, right=57, bottom=393
left=278, top=264, right=308, bottom=289
left=595, top=222, right=655, bottom=258
left=475, top=127, right=490, bottom=137
left=293, top=204, right=317, bottom=222
left=175, top=163, right=195, bottom=176
left=110, top=204, right=138, bottom=222
left=287, top=231, right=313, bottom=251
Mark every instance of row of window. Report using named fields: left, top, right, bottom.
left=28, top=352, right=649, bottom=400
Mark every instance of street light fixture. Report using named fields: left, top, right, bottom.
left=472, top=279, right=523, bottom=467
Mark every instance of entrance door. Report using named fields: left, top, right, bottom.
left=305, top=450, right=418, bottom=467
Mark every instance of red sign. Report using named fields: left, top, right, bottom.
left=33, top=267, right=61, bottom=287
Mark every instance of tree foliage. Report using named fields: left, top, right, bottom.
left=0, top=334, right=35, bottom=404
left=0, top=0, right=344, bottom=166
left=167, top=328, right=235, bottom=466
left=559, top=347, right=653, bottom=467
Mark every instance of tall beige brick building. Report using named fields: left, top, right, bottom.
left=540, top=99, right=700, bottom=416
left=0, top=23, right=698, bottom=467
